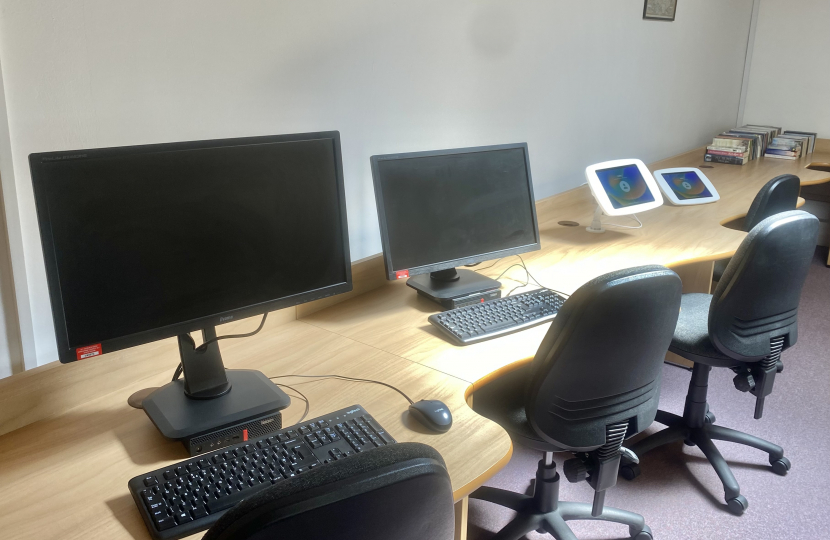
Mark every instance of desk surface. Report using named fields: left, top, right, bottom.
left=1, top=142, right=828, bottom=540
left=303, top=143, right=830, bottom=386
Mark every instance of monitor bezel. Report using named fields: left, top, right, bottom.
left=585, top=158, right=664, bottom=216
left=652, top=167, right=721, bottom=206
left=370, top=143, right=541, bottom=281
left=30, top=131, right=353, bottom=364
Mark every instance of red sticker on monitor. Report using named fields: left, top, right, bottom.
left=76, top=344, right=102, bottom=360
left=395, top=270, right=409, bottom=279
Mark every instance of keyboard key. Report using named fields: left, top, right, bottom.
left=143, top=476, right=159, bottom=487
left=173, top=511, right=193, bottom=525
left=154, top=515, right=176, bottom=531
left=377, top=431, right=395, bottom=444
left=191, top=504, right=209, bottom=519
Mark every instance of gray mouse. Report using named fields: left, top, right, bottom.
left=408, top=399, right=453, bottom=433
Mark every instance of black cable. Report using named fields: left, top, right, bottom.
left=515, top=255, right=570, bottom=298
left=268, top=374, right=414, bottom=405
left=467, top=257, right=503, bottom=271
left=196, top=313, right=268, bottom=352
left=171, top=313, right=269, bottom=381
left=272, top=381, right=311, bottom=423
left=506, top=272, right=530, bottom=296
left=494, top=263, right=527, bottom=281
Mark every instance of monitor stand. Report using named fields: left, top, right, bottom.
left=140, top=327, right=290, bottom=450
left=407, top=268, right=501, bottom=309
left=586, top=204, right=606, bottom=233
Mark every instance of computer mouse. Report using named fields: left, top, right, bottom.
left=408, top=399, right=453, bottom=433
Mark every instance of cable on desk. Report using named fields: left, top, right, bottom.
left=515, top=255, right=570, bottom=298
left=487, top=255, right=571, bottom=299
left=466, top=257, right=504, bottom=271
left=272, top=381, right=311, bottom=424
left=602, top=213, right=643, bottom=230
left=268, top=374, right=415, bottom=405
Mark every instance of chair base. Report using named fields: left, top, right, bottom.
left=471, top=457, right=653, bottom=540
left=622, top=364, right=790, bottom=515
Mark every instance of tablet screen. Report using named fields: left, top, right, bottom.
left=660, top=171, right=714, bottom=200
left=596, top=164, right=656, bottom=209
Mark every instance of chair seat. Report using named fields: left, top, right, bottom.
left=472, top=363, right=566, bottom=452
left=670, top=293, right=740, bottom=368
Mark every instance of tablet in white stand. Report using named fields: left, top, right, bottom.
left=652, top=167, right=720, bottom=206
left=584, top=159, right=663, bottom=233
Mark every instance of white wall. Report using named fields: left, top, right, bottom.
left=742, top=0, right=830, bottom=136
left=0, top=185, right=21, bottom=378
left=0, top=0, right=754, bottom=370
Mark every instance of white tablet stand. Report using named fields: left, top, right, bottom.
left=584, top=159, right=663, bottom=233
left=653, top=167, right=720, bottom=206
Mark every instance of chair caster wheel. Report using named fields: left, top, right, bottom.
left=630, top=525, right=653, bottom=540
left=683, top=438, right=695, bottom=446
left=705, top=412, right=716, bottom=424
left=771, top=457, right=791, bottom=476
left=620, top=463, right=641, bottom=481
left=726, top=495, right=748, bottom=515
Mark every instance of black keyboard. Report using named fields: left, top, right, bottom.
left=429, top=288, right=566, bottom=345
left=129, top=405, right=395, bottom=540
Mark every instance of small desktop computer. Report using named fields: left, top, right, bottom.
left=29, top=131, right=352, bottom=456
left=370, top=143, right=541, bottom=309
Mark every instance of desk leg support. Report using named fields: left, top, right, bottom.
left=666, top=261, right=714, bottom=369
left=454, top=497, right=469, bottom=540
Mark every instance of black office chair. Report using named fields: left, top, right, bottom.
left=203, top=442, right=455, bottom=540
left=470, top=265, right=682, bottom=540
left=622, top=210, right=819, bottom=515
left=713, top=174, right=800, bottom=282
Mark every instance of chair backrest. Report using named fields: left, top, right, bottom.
left=203, top=443, right=455, bottom=540
left=709, top=210, right=818, bottom=360
left=525, top=265, right=682, bottom=452
left=743, top=174, right=800, bottom=231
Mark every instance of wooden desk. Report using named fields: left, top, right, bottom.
left=0, top=317, right=511, bottom=540
left=1, top=141, right=828, bottom=540
left=303, top=142, right=830, bottom=382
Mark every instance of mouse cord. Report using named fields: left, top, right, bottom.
left=482, top=254, right=571, bottom=298
left=268, top=374, right=415, bottom=405
left=272, top=382, right=311, bottom=424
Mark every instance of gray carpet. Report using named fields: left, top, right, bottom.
left=468, top=248, right=830, bottom=540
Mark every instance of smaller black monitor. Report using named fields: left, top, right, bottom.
left=371, top=143, right=540, bottom=307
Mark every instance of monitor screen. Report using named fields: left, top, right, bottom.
left=659, top=171, right=714, bottom=200
left=372, top=145, right=539, bottom=276
left=31, top=133, right=350, bottom=359
left=595, top=164, right=656, bottom=209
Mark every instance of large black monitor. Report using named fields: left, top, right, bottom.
left=371, top=143, right=540, bottom=307
left=30, top=131, right=351, bottom=451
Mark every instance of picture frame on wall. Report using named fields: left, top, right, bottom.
left=643, top=0, right=677, bottom=21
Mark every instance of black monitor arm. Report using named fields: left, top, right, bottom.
left=178, top=327, right=232, bottom=399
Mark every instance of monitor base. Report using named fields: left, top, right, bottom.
left=407, top=268, right=501, bottom=309
left=141, top=369, right=291, bottom=452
